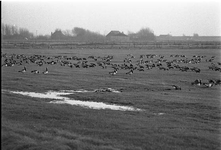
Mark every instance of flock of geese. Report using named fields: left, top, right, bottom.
left=17, top=66, right=48, bottom=74
left=2, top=52, right=221, bottom=88
left=191, top=79, right=221, bottom=88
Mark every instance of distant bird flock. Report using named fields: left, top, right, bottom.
left=2, top=52, right=221, bottom=89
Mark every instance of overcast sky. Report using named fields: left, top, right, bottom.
left=2, top=0, right=221, bottom=36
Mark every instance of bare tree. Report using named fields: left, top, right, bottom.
left=72, top=27, right=105, bottom=42
left=5, top=24, right=12, bottom=36
left=136, top=27, right=155, bottom=41
left=19, top=28, right=34, bottom=39
left=63, top=29, right=73, bottom=37
left=128, top=27, right=155, bottom=41
left=2, top=23, right=34, bottom=39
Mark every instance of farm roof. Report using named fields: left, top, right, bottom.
left=106, top=31, right=128, bottom=37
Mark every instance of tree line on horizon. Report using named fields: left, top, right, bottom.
left=1, top=23, right=34, bottom=40
left=1, top=23, right=156, bottom=42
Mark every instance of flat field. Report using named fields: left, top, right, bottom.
left=1, top=48, right=221, bottom=150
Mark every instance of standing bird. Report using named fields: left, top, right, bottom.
left=42, top=67, right=48, bottom=74
left=18, top=66, right=26, bottom=73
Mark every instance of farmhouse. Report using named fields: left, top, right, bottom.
left=51, top=29, right=65, bottom=40
left=106, top=31, right=130, bottom=42
left=156, top=34, right=173, bottom=41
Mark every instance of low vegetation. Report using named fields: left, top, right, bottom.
left=1, top=47, right=221, bottom=150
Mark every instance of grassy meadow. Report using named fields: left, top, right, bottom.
left=1, top=47, right=221, bottom=150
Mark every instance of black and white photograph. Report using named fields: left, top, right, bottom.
left=1, top=0, right=221, bottom=149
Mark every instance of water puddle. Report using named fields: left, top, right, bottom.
left=3, top=89, right=143, bottom=111
left=153, top=112, right=165, bottom=116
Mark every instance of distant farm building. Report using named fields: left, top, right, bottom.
left=51, top=29, right=65, bottom=40
left=156, top=34, right=173, bottom=41
left=106, top=31, right=130, bottom=42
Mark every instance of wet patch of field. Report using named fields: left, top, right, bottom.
left=2, top=89, right=143, bottom=111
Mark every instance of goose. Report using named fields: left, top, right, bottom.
left=196, top=81, right=202, bottom=86
left=191, top=79, right=202, bottom=86
left=18, top=66, right=26, bottom=73
left=126, top=69, right=134, bottom=75
left=208, top=79, right=216, bottom=84
left=203, top=82, right=213, bottom=88
left=137, top=68, right=144, bottom=71
left=172, top=85, right=181, bottom=90
left=31, top=70, right=40, bottom=74
left=42, top=68, right=48, bottom=74
left=195, top=68, right=201, bottom=73
left=2, top=63, right=8, bottom=67
left=109, top=69, right=117, bottom=75
left=215, top=79, right=221, bottom=85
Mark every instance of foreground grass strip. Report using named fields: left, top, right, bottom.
left=2, top=120, right=124, bottom=150
left=4, top=89, right=144, bottom=111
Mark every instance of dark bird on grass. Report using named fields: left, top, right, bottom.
left=202, top=82, right=213, bottom=88
left=109, top=69, right=117, bottom=75
left=208, top=79, right=221, bottom=85
left=191, top=79, right=202, bottom=86
left=172, top=85, right=181, bottom=90
left=74, top=64, right=80, bottom=68
left=18, top=66, right=26, bottom=73
left=194, top=68, right=201, bottom=73
left=7, top=63, right=15, bottom=67
left=31, top=70, right=40, bottom=74
left=214, top=79, right=221, bottom=85
left=208, top=79, right=216, bottom=84
left=126, top=69, right=134, bottom=75
left=42, top=67, right=48, bottom=74
left=137, top=68, right=144, bottom=71
left=2, top=63, right=8, bottom=67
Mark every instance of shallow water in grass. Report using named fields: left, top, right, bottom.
left=3, top=89, right=143, bottom=111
